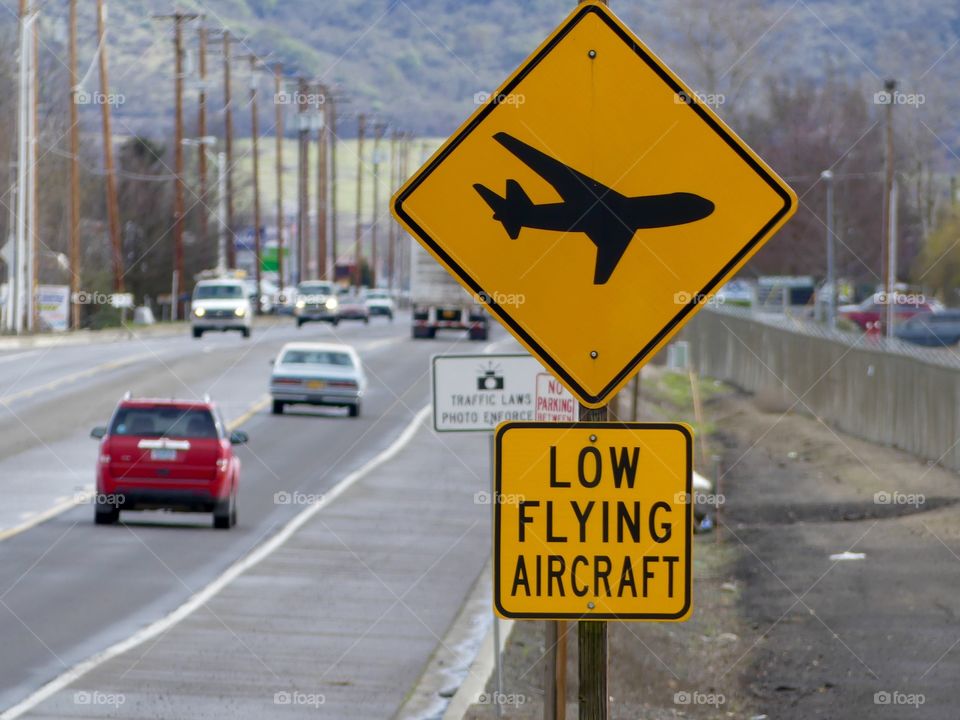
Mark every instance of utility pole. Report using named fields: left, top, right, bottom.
left=387, top=129, right=398, bottom=291
left=297, top=77, right=311, bottom=280
left=354, top=113, right=366, bottom=287
left=329, top=94, right=339, bottom=281
left=274, top=63, right=284, bottom=287
left=14, top=1, right=33, bottom=333
left=97, top=0, right=124, bottom=294
left=68, top=0, right=80, bottom=328
left=196, top=26, right=209, bottom=254
left=245, top=54, right=263, bottom=310
left=29, top=3, right=38, bottom=331
left=882, top=78, right=896, bottom=338
left=370, top=121, right=386, bottom=288
left=221, top=31, right=236, bottom=269
left=316, top=83, right=329, bottom=280
left=155, top=12, right=200, bottom=320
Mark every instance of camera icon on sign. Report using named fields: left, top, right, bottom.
left=477, top=370, right=504, bottom=391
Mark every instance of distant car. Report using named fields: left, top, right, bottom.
left=270, top=342, right=366, bottom=417
left=90, top=396, right=247, bottom=529
left=364, top=289, right=395, bottom=320
left=895, top=311, right=960, bottom=347
left=337, top=290, right=370, bottom=324
left=294, top=281, right=340, bottom=327
left=191, top=279, right=253, bottom=338
left=838, top=294, right=936, bottom=331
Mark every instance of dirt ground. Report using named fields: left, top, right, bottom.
left=463, top=368, right=960, bottom=719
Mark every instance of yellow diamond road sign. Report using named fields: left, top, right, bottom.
left=392, top=1, right=796, bottom=408
left=494, top=422, right=692, bottom=620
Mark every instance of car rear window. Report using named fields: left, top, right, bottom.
left=110, top=407, right=219, bottom=438
left=298, top=283, right=334, bottom=295
left=194, top=284, right=244, bottom=300
left=280, top=350, right=353, bottom=367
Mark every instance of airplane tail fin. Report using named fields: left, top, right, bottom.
left=473, top=179, right=533, bottom=240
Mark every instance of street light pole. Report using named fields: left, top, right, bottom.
left=821, top=169, right=835, bottom=330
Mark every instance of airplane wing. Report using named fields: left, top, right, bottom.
left=589, top=222, right=636, bottom=285
left=493, top=132, right=614, bottom=206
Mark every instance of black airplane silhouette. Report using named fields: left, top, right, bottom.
left=474, top=132, right=716, bottom=284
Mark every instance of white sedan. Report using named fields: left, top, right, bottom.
left=269, top=342, right=366, bottom=417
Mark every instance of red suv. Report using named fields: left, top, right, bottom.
left=90, top=397, right=247, bottom=529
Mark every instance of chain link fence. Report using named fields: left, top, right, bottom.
left=681, top=306, right=960, bottom=472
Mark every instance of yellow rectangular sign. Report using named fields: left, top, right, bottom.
left=494, top=422, right=692, bottom=621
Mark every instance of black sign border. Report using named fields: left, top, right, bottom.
left=493, top=421, right=693, bottom=621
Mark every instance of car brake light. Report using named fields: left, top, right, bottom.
left=273, top=377, right=302, bottom=385
left=328, top=380, right=357, bottom=388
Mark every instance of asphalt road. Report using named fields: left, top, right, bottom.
left=0, top=314, right=494, bottom=713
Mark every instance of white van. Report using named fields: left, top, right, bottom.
left=191, top=279, right=253, bottom=338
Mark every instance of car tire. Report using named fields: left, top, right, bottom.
left=272, top=400, right=285, bottom=415
left=297, top=318, right=305, bottom=328
left=363, top=317, right=370, bottom=325
left=388, top=312, right=394, bottom=322
left=214, top=490, right=236, bottom=529
left=94, top=502, right=119, bottom=525
left=241, top=327, right=251, bottom=338
left=469, top=326, right=488, bottom=341
left=192, top=328, right=203, bottom=339
left=332, top=318, right=340, bottom=327
left=349, top=402, right=361, bottom=418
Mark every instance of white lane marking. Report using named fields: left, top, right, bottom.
left=0, top=351, right=39, bottom=365
left=0, top=352, right=155, bottom=405
left=0, top=403, right=431, bottom=720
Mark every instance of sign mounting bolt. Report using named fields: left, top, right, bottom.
left=589, top=434, right=597, bottom=443
left=590, top=350, right=598, bottom=359
left=588, top=49, right=597, bottom=59
left=587, top=601, right=595, bottom=609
